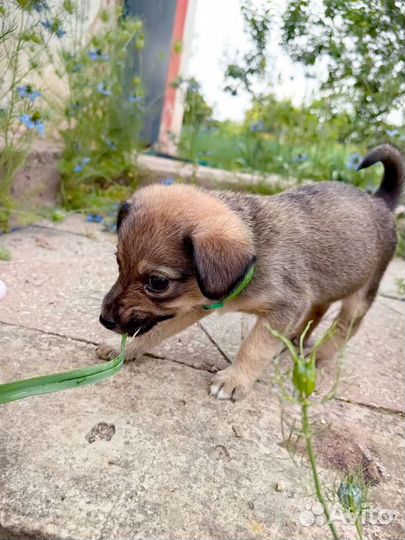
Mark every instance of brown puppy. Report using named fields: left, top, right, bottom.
left=98, top=144, right=404, bottom=400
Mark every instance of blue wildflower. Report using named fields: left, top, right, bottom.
left=105, top=138, right=117, bottom=151
left=88, top=49, right=110, bottom=61
left=33, top=0, right=49, bottom=12
left=292, top=153, right=308, bottom=164
left=41, top=19, right=66, bottom=38
left=386, top=129, right=399, bottom=138
left=128, top=95, right=143, bottom=104
left=66, top=101, right=81, bottom=118
left=162, top=177, right=175, bottom=186
left=19, top=113, right=45, bottom=137
left=97, top=83, right=111, bottom=96
left=188, top=79, right=200, bottom=93
left=250, top=120, right=266, bottom=133
left=74, top=157, right=91, bottom=173
left=86, top=214, right=104, bottom=224
left=17, top=85, right=42, bottom=102
left=346, top=153, right=362, bottom=170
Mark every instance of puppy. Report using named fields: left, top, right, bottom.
left=98, top=144, right=404, bottom=400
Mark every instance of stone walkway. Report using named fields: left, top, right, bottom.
left=0, top=215, right=404, bottom=540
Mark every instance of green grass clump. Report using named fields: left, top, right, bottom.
left=0, top=246, right=11, bottom=261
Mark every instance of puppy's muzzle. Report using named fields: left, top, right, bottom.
left=99, top=312, right=174, bottom=337
left=99, top=314, right=117, bottom=330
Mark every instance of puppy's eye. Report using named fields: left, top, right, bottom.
left=146, top=275, right=170, bottom=293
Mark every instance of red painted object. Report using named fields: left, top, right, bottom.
left=159, top=0, right=190, bottom=154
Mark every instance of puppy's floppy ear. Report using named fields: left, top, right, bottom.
left=116, top=202, right=131, bottom=232
left=189, top=226, right=255, bottom=300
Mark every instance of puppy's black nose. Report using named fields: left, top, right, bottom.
left=99, top=314, right=117, bottom=330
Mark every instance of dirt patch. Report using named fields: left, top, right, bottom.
left=85, top=422, right=116, bottom=443
left=283, top=427, right=384, bottom=485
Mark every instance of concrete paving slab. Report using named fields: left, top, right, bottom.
left=379, top=258, right=405, bottom=299
left=200, top=312, right=244, bottom=362
left=153, top=322, right=229, bottom=372
left=0, top=325, right=404, bottom=540
left=311, top=298, right=405, bottom=413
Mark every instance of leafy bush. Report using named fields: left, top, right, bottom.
left=281, top=0, right=405, bottom=142
left=175, top=77, right=214, bottom=163
left=48, top=11, right=145, bottom=210
left=0, top=0, right=60, bottom=230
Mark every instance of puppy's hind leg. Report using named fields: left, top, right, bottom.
left=315, top=286, right=376, bottom=363
left=293, top=302, right=331, bottom=345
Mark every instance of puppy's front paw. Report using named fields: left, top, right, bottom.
left=96, top=342, right=120, bottom=361
left=210, top=366, right=254, bottom=401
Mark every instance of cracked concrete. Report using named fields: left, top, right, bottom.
left=0, top=215, right=404, bottom=540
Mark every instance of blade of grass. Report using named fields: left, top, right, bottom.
left=0, top=334, right=127, bottom=404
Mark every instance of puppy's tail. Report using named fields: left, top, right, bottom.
left=357, top=144, right=405, bottom=211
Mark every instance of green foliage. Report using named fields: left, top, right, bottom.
left=224, top=0, right=271, bottom=96
left=51, top=14, right=145, bottom=210
left=0, top=246, right=11, bottom=261
left=338, top=473, right=368, bottom=539
left=268, top=322, right=341, bottom=540
left=282, top=0, right=405, bottom=141
left=224, top=1, right=404, bottom=146
left=396, top=210, right=405, bottom=259
left=395, top=277, right=405, bottom=296
left=180, top=120, right=383, bottom=189
left=176, top=77, right=214, bottom=163
left=0, top=2, right=54, bottom=230
left=182, top=78, right=213, bottom=127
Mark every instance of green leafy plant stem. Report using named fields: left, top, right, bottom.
left=301, top=398, right=339, bottom=540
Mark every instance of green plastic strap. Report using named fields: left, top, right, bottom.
left=0, top=334, right=127, bottom=405
left=202, top=264, right=255, bottom=311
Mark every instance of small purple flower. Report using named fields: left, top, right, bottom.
left=17, top=85, right=42, bottom=102
left=41, top=19, right=66, bottom=38
left=19, top=113, right=45, bottom=137
left=74, top=157, right=91, bottom=173
left=86, top=214, right=104, bottom=223
left=162, top=177, right=175, bottom=186
left=346, top=153, right=362, bottom=170
left=97, top=83, right=111, bottom=96
left=88, top=49, right=110, bottom=61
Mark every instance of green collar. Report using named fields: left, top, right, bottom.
left=202, top=264, right=255, bottom=311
